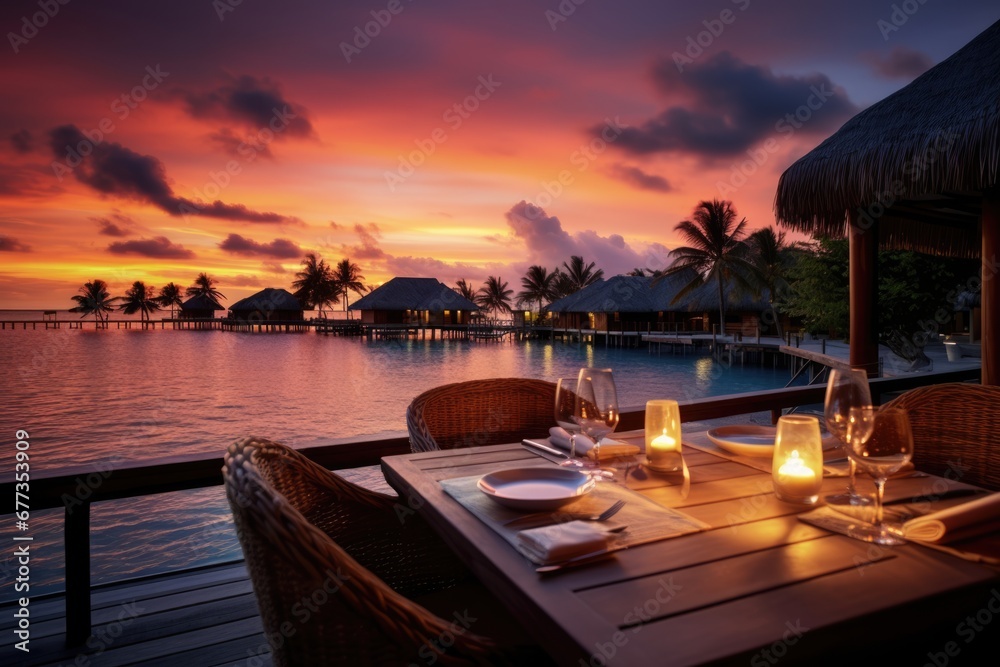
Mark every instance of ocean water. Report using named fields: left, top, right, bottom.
left=0, top=322, right=790, bottom=601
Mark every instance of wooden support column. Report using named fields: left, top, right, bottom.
left=849, top=212, right=879, bottom=376
left=65, top=502, right=91, bottom=645
left=982, top=191, right=999, bottom=386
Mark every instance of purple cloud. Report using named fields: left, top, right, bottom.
left=107, top=236, right=195, bottom=259
left=219, top=233, right=302, bottom=258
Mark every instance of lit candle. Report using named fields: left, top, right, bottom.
left=772, top=414, right=824, bottom=503
left=650, top=428, right=679, bottom=453
left=776, top=450, right=819, bottom=499
left=645, top=400, right=684, bottom=472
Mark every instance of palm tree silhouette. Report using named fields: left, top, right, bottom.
left=744, top=227, right=793, bottom=337
left=118, top=281, right=161, bottom=326
left=454, top=279, right=477, bottom=301
left=332, top=258, right=365, bottom=319
left=476, top=276, right=513, bottom=317
left=186, top=273, right=226, bottom=303
left=70, top=279, right=117, bottom=326
left=655, top=199, right=752, bottom=334
left=560, top=255, right=604, bottom=293
left=157, top=282, right=184, bottom=319
left=292, top=253, right=339, bottom=317
left=516, top=265, right=557, bottom=319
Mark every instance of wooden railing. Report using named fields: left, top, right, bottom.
left=0, top=368, right=980, bottom=645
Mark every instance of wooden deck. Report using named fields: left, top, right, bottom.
left=1, top=561, right=270, bottom=667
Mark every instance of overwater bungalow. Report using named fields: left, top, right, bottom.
left=227, top=287, right=304, bottom=323
left=178, top=294, right=225, bottom=320
left=349, top=276, right=479, bottom=325
left=546, top=274, right=782, bottom=335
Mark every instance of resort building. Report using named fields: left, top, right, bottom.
left=546, top=274, right=782, bottom=335
left=349, top=277, right=479, bottom=325
left=227, top=288, right=304, bottom=323
left=178, top=294, right=225, bottom=320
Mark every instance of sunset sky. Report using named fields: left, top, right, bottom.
left=1, top=0, right=998, bottom=310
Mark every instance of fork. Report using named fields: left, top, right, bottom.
left=503, top=499, right=626, bottom=528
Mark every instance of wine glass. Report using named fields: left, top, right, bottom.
left=554, top=377, right=584, bottom=467
left=824, top=368, right=875, bottom=506
left=844, top=407, right=914, bottom=545
left=574, top=368, right=619, bottom=466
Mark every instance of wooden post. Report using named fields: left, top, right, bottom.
left=983, top=191, right=999, bottom=385
left=849, top=212, right=879, bottom=376
left=65, top=502, right=91, bottom=645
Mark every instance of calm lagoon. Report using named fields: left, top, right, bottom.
left=0, top=325, right=790, bottom=600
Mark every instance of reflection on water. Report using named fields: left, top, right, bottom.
left=0, top=328, right=789, bottom=600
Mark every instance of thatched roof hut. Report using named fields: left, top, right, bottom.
left=775, top=19, right=1000, bottom=382
left=349, top=277, right=478, bottom=325
left=228, top=288, right=303, bottom=322
left=179, top=294, right=224, bottom=319
left=547, top=275, right=773, bottom=333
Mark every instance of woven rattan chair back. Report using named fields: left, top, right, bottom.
left=882, top=383, right=1000, bottom=491
left=406, top=378, right=557, bottom=452
left=223, top=436, right=507, bottom=665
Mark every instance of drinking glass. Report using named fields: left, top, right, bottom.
left=573, top=368, right=619, bottom=465
left=844, top=407, right=914, bottom=545
left=554, top=377, right=584, bottom=467
left=824, top=368, right=875, bottom=506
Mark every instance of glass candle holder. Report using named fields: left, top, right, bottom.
left=772, top=415, right=823, bottom=504
left=645, top=400, right=684, bottom=472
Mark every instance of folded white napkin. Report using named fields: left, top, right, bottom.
left=902, top=492, right=1000, bottom=543
left=516, top=520, right=611, bottom=564
left=548, top=426, right=596, bottom=453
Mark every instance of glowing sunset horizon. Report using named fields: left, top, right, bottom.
left=1, top=0, right=997, bottom=310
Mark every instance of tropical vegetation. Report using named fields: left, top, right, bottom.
left=475, top=276, right=513, bottom=316
left=516, top=265, right=558, bottom=316
left=186, top=273, right=226, bottom=304
left=332, top=258, right=366, bottom=318
left=157, top=282, right=184, bottom=318
left=70, top=279, right=117, bottom=324
left=655, top=199, right=753, bottom=333
left=118, top=281, right=161, bottom=325
left=292, top=253, right=340, bottom=317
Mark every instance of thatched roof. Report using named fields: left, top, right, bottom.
left=228, top=288, right=302, bottom=312
left=546, top=275, right=768, bottom=314
left=349, top=277, right=478, bottom=312
left=775, top=19, right=1000, bottom=258
left=180, top=294, right=224, bottom=311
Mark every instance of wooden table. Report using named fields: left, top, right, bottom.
left=381, top=431, right=1000, bottom=665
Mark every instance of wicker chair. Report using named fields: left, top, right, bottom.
left=881, top=383, right=1000, bottom=490
left=223, top=436, right=543, bottom=666
left=406, top=378, right=557, bottom=452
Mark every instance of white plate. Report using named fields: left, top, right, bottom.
left=706, top=425, right=837, bottom=458
left=477, top=467, right=595, bottom=511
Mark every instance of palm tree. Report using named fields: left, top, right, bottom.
left=516, top=265, right=557, bottom=317
left=292, top=253, right=339, bottom=317
left=157, top=282, right=184, bottom=319
left=70, top=279, right=117, bottom=325
left=332, top=258, right=365, bottom=318
left=475, top=276, right=513, bottom=317
left=655, top=199, right=753, bottom=334
left=561, top=255, right=604, bottom=293
left=744, top=227, right=793, bottom=337
left=186, top=273, right=226, bottom=302
left=454, top=279, right=477, bottom=301
left=118, top=281, right=161, bottom=326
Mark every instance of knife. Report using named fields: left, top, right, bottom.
left=522, top=439, right=569, bottom=459
left=535, top=547, right=622, bottom=574
left=883, top=488, right=987, bottom=505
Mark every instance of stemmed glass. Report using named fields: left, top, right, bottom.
left=844, top=407, right=914, bottom=545
left=554, top=377, right=584, bottom=467
left=573, top=368, right=619, bottom=465
left=824, top=368, right=875, bottom=507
